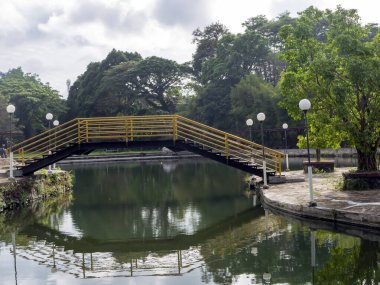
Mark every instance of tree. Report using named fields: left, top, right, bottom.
left=122, top=56, right=190, bottom=114
left=67, top=51, right=190, bottom=118
left=279, top=6, right=380, bottom=171
left=66, top=49, right=142, bottom=118
left=230, top=74, right=288, bottom=145
left=192, top=23, right=229, bottom=80
left=0, top=68, right=66, bottom=138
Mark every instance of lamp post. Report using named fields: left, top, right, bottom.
left=46, top=113, right=53, bottom=172
left=246, top=118, right=253, bottom=141
left=52, top=120, right=59, bottom=170
left=263, top=272, right=272, bottom=284
left=257, top=112, right=268, bottom=188
left=299, top=99, right=316, bottom=206
left=282, top=123, right=290, bottom=171
left=6, top=104, right=16, bottom=179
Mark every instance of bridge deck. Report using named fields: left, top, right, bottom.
left=11, top=115, right=284, bottom=178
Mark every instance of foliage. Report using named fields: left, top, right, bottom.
left=187, top=15, right=298, bottom=146
left=0, top=68, right=66, bottom=138
left=66, top=49, right=142, bottom=118
left=316, top=239, right=380, bottom=284
left=192, top=22, right=229, bottom=80
left=67, top=50, right=191, bottom=118
left=279, top=6, right=380, bottom=170
left=230, top=74, right=290, bottom=144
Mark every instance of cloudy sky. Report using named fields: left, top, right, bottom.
left=0, top=0, right=378, bottom=97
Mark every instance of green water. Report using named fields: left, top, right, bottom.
left=1, top=158, right=379, bottom=284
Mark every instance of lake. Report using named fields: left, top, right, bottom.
left=1, top=157, right=378, bottom=285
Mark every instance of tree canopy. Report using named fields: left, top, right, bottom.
left=279, top=6, right=380, bottom=170
left=0, top=68, right=66, bottom=138
left=67, top=50, right=190, bottom=118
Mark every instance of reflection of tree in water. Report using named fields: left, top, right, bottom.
left=0, top=192, right=72, bottom=241
left=316, top=239, right=380, bottom=284
left=198, top=213, right=379, bottom=285
left=69, top=160, right=248, bottom=240
left=199, top=214, right=328, bottom=284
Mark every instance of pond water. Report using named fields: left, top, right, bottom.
left=1, top=157, right=379, bottom=285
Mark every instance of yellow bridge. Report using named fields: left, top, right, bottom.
left=12, top=115, right=284, bottom=178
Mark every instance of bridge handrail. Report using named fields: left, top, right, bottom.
left=176, top=115, right=284, bottom=156
left=175, top=115, right=283, bottom=173
left=11, top=115, right=283, bottom=174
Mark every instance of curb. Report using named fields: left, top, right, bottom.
left=260, top=188, right=380, bottom=230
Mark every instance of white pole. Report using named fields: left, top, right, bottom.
left=48, top=151, right=52, bottom=172
left=285, top=153, right=289, bottom=171
left=9, top=152, right=14, bottom=178
left=308, top=165, right=314, bottom=203
left=263, top=160, right=268, bottom=188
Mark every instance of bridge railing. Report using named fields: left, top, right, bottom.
left=12, top=115, right=283, bottom=174
left=176, top=116, right=283, bottom=174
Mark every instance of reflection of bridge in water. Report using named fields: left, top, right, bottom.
left=12, top=115, right=283, bottom=177
left=9, top=207, right=264, bottom=279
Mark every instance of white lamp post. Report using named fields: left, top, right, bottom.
left=282, top=123, right=290, bottom=171
left=6, top=104, right=16, bottom=179
left=46, top=113, right=53, bottom=126
left=263, top=272, right=271, bottom=284
left=52, top=120, right=59, bottom=170
left=246, top=118, right=253, bottom=141
left=257, top=112, right=268, bottom=188
left=299, top=99, right=316, bottom=206
left=46, top=113, right=53, bottom=172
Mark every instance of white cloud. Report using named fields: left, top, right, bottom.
left=0, top=0, right=378, bottom=97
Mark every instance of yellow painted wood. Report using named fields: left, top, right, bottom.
left=11, top=115, right=283, bottom=175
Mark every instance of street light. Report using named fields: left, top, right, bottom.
left=246, top=118, right=253, bottom=141
left=6, top=104, right=15, bottom=179
left=46, top=113, right=53, bottom=127
left=257, top=112, right=268, bottom=188
left=282, top=123, right=290, bottom=171
left=52, top=120, right=59, bottom=170
left=299, top=99, right=316, bottom=206
left=46, top=113, right=53, bottom=172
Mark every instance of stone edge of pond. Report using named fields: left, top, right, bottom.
left=0, top=170, right=73, bottom=213
left=259, top=186, right=380, bottom=230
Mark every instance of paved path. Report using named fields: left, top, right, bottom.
left=261, top=168, right=380, bottom=229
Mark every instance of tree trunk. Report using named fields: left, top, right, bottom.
left=357, top=148, right=378, bottom=171
left=316, top=148, right=321, bottom=162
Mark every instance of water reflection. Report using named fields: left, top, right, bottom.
left=66, top=159, right=248, bottom=240
left=1, top=158, right=379, bottom=285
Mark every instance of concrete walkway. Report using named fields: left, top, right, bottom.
left=261, top=168, right=380, bottom=229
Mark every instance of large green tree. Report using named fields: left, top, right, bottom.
left=0, top=68, right=66, bottom=138
left=66, top=49, right=142, bottom=118
left=67, top=51, right=189, bottom=118
left=192, top=22, right=229, bottom=80
left=188, top=15, right=298, bottom=142
left=280, top=6, right=380, bottom=171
